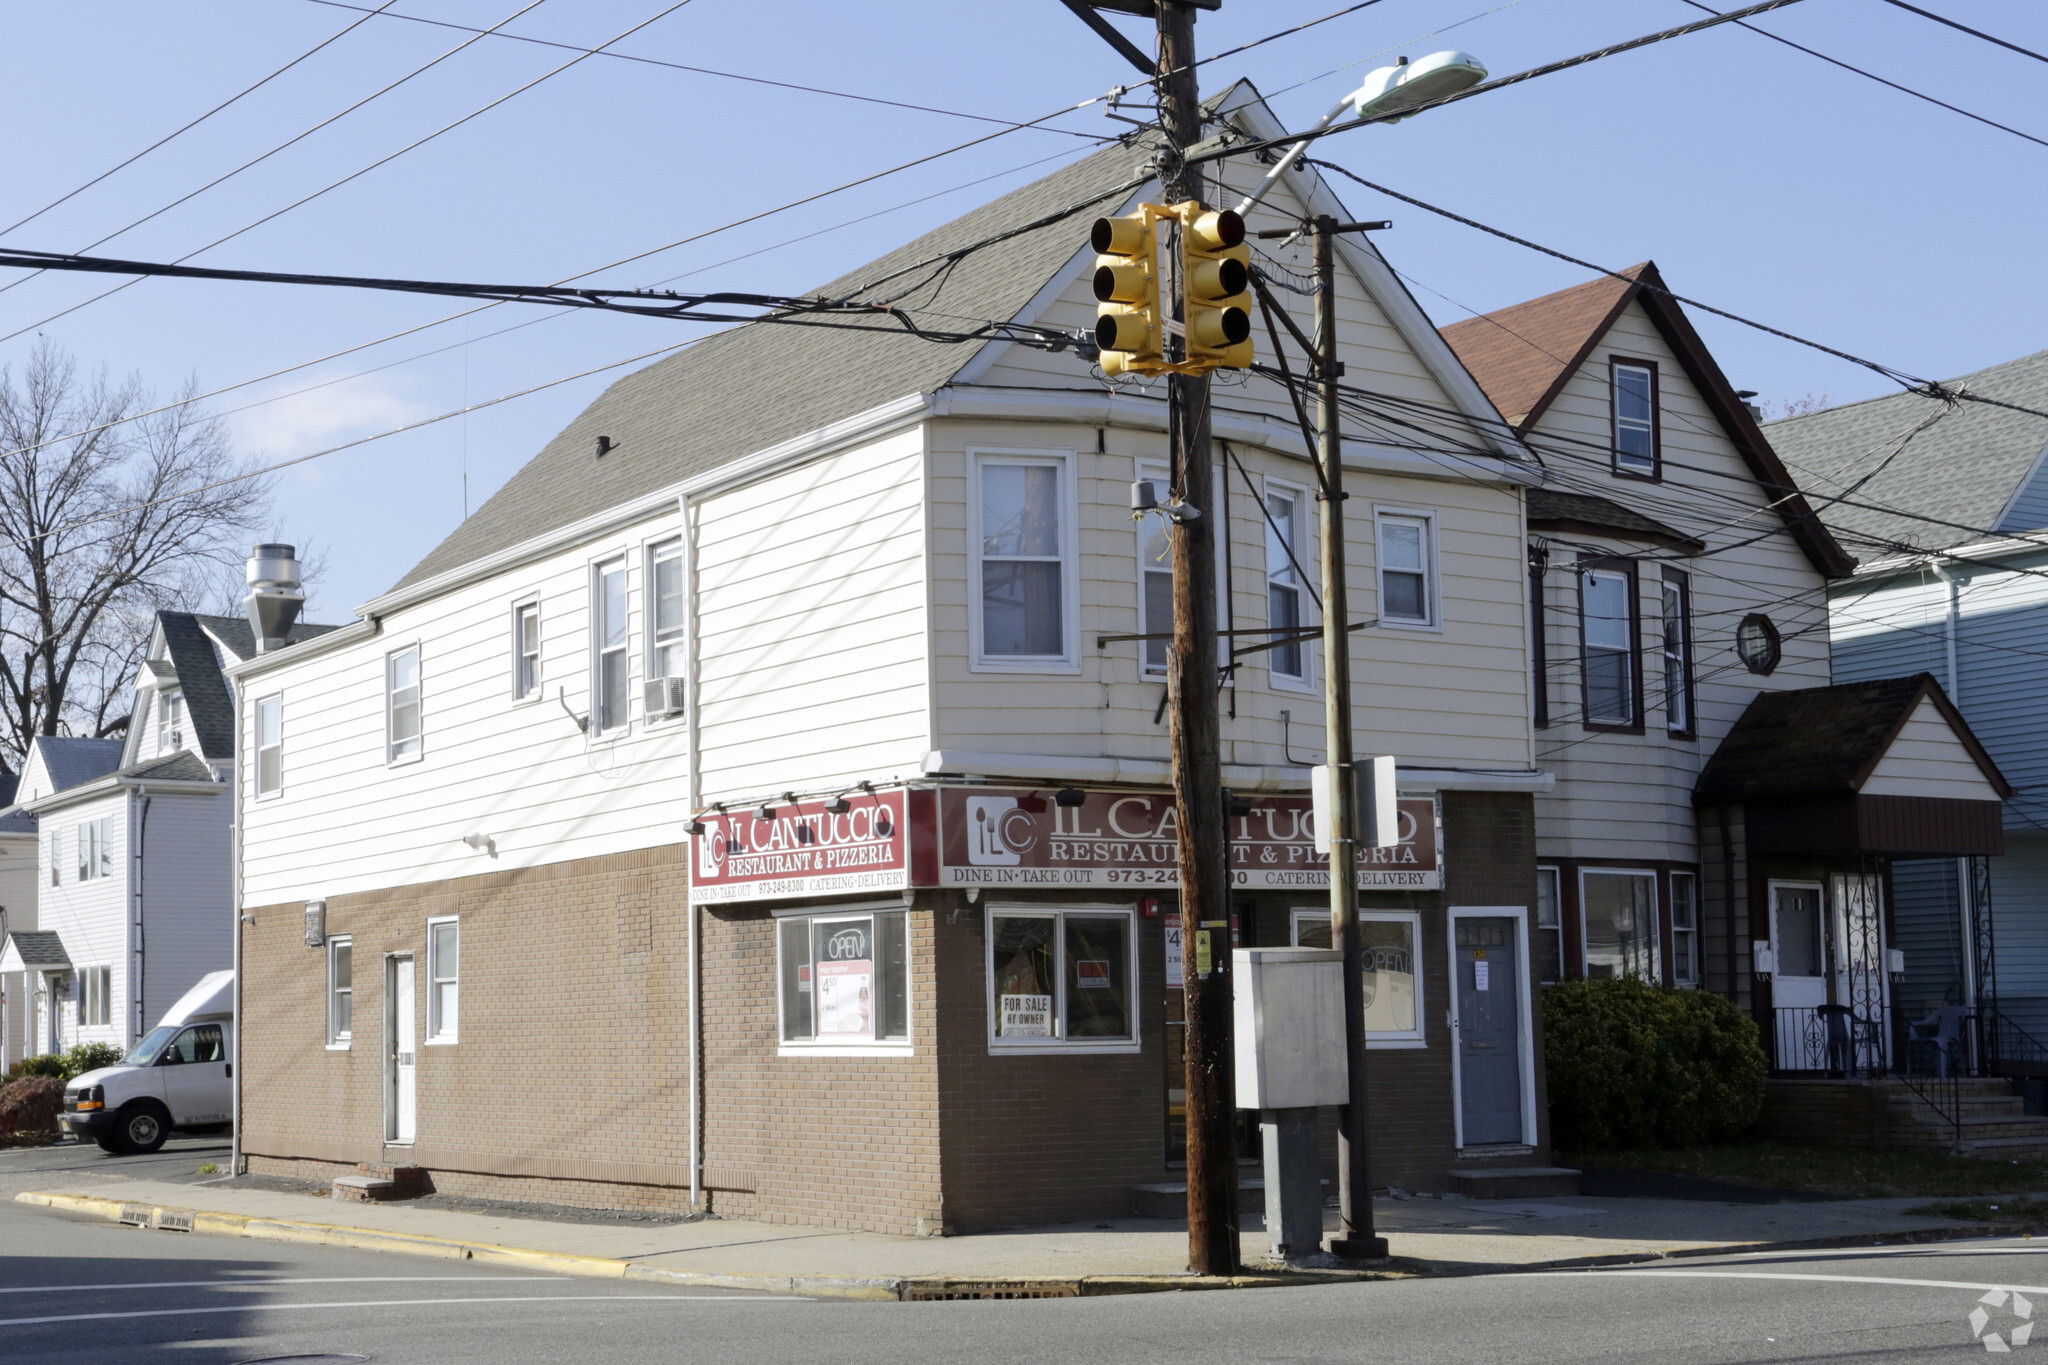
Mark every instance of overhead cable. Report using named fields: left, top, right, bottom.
left=1874, top=0, right=2048, bottom=66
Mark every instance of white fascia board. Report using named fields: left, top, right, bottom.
left=21, top=773, right=223, bottom=814
left=223, top=616, right=380, bottom=681
left=1843, top=532, right=2048, bottom=585
left=921, top=749, right=1549, bottom=793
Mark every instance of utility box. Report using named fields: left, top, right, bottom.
left=1233, top=948, right=1348, bottom=1110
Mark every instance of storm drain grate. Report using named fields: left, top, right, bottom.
left=902, top=1280, right=1079, bottom=1301
left=155, top=1209, right=195, bottom=1232
left=118, top=1205, right=152, bottom=1227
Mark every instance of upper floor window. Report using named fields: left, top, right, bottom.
left=593, top=558, right=630, bottom=733
left=1580, top=561, right=1638, bottom=728
left=1138, top=467, right=1173, bottom=674
left=47, top=828, right=59, bottom=886
left=1660, top=570, right=1693, bottom=735
left=649, top=538, right=687, bottom=682
left=254, top=694, right=283, bottom=797
left=157, top=690, right=184, bottom=754
left=1375, top=509, right=1438, bottom=628
left=512, top=601, right=541, bottom=701
left=975, top=453, right=1071, bottom=667
left=77, top=817, right=111, bottom=882
left=1610, top=359, right=1659, bottom=476
left=386, top=645, right=422, bottom=764
left=1265, top=485, right=1307, bottom=682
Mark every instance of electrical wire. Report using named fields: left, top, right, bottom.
left=1875, top=0, right=2048, bottom=65
left=1262, top=0, right=1536, bottom=103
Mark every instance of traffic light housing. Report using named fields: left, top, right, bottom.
left=1181, top=207, right=1253, bottom=372
left=1091, top=209, right=1162, bottom=376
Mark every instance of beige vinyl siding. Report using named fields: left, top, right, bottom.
left=1862, top=697, right=2004, bottom=800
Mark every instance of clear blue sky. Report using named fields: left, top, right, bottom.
left=3, top=0, right=2042, bottom=616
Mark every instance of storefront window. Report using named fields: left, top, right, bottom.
left=989, top=908, right=1135, bottom=1048
left=778, top=909, right=909, bottom=1047
left=1289, top=910, right=1424, bottom=1043
left=1581, top=870, right=1660, bottom=982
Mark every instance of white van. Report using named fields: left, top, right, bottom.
left=59, top=970, right=233, bottom=1155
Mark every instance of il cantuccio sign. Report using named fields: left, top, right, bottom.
left=935, top=787, right=1440, bottom=891
left=689, top=789, right=929, bottom=904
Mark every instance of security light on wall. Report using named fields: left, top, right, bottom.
left=461, top=832, right=496, bottom=856
left=1055, top=787, right=1087, bottom=808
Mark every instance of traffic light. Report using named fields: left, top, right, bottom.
left=1181, top=207, right=1253, bottom=372
left=1091, top=209, right=1162, bottom=376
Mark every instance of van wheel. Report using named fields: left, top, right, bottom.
left=94, top=1136, right=120, bottom=1154
left=114, top=1102, right=170, bottom=1155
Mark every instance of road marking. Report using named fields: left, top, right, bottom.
left=0, top=1294, right=790, bottom=1327
left=1594, top=1271, right=2048, bottom=1294
left=0, top=1276, right=571, bottom=1296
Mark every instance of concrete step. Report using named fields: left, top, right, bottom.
left=334, top=1162, right=426, bottom=1201
left=1446, top=1166, right=1582, bottom=1200
left=331, top=1174, right=399, bottom=1203
left=1954, top=1136, right=2048, bottom=1160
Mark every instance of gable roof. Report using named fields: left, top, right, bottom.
left=1694, top=673, right=2011, bottom=804
left=1441, top=262, right=1855, bottom=579
left=26, top=737, right=124, bottom=796
left=116, top=751, right=217, bottom=785
left=0, top=930, right=69, bottom=972
left=390, top=140, right=1158, bottom=594
left=1764, top=348, right=2048, bottom=557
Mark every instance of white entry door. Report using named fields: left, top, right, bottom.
left=386, top=955, right=417, bottom=1145
left=1770, top=882, right=1828, bottom=1068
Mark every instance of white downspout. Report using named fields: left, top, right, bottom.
left=231, top=725, right=246, bottom=1177
left=682, top=494, right=702, bottom=1214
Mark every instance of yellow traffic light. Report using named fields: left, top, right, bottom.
left=1091, top=209, right=1162, bottom=375
left=1180, top=206, right=1254, bottom=372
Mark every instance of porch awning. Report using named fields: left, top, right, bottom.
left=0, top=930, right=71, bottom=973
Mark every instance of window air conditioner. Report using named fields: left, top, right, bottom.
left=643, top=676, right=688, bottom=718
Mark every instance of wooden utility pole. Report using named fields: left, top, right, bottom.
left=1156, top=0, right=1238, bottom=1277
left=1311, top=217, right=1388, bottom=1261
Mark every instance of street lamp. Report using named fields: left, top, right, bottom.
left=1234, top=52, right=1489, bottom=216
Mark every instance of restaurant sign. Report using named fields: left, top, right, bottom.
left=689, top=789, right=930, bottom=904
left=936, top=787, right=1440, bottom=891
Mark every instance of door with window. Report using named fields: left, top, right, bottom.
left=1769, top=882, right=1828, bottom=1070
left=159, top=1023, right=231, bottom=1125
left=1453, top=915, right=1526, bottom=1147
left=385, top=955, right=416, bottom=1144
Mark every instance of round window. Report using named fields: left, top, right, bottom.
left=1736, top=613, right=1782, bottom=675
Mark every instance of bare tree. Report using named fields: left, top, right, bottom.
left=0, top=340, right=273, bottom=770
left=1767, top=392, right=1834, bottom=420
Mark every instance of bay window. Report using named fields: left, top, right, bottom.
left=1671, top=870, right=1699, bottom=986
left=1581, top=869, right=1659, bottom=982
left=1579, top=561, right=1638, bottom=728
left=988, top=907, right=1136, bottom=1050
left=1662, top=569, right=1693, bottom=735
left=778, top=909, right=910, bottom=1048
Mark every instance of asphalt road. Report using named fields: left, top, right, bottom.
left=1, top=1147, right=2043, bottom=1365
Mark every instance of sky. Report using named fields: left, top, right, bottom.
left=2, top=0, right=2043, bottom=617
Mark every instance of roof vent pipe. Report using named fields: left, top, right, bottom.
left=244, top=543, right=305, bottom=654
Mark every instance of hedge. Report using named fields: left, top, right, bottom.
left=1542, top=976, right=1768, bottom=1149
left=0, top=1076, right=63, bottom=1136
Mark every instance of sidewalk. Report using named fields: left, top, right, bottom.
left=13, top=1177, right=1996, bottom=1301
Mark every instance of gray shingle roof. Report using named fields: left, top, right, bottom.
left=194, top=613, right=341, bottom=664
left=1765, top=348, right=2048, bottom=555
left=391, top=139, right=1156, bottom=592
left=4, top=930, right=69, bottom=969
left=115, top=751, right=217, bottom=784
left=0, top=804, right=35, bottom=835
left=161, top=612, right=236, bottom=761
left=1527, top=488, right=1703, bottom=552
left=32, top=737, right=124, bottom=793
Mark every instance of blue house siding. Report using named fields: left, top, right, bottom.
left=1892, top=857, right=1967, bottom=1021
left=1992, top=832, right=2048, bottom=1043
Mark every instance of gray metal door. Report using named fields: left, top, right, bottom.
left=1456, top=916, right=1525, bottom=1146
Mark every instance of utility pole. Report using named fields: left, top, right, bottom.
left=1310, top=217, right=1388, bottom=1261
left=1155, top=0, right=1238, bottom=1277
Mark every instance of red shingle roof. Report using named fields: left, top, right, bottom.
left=1438, top=265, right=1648, bottom=428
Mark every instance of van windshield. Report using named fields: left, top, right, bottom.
left=122, top=1026, right=179, bottom=1067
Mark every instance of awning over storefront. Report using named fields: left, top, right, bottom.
left=1694, top=673, right=2013, bottom=857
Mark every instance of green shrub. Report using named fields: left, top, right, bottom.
left=61, top=1043, right=124, bottom=1079
left=0, top=1076, right=63, bottom=1135
left=1542, top=976, right=1767, bottom=1149
left=4, top=1054, right=67, bottom=1083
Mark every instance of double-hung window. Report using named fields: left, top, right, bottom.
left=1265, top=484, right=1307, bottom=682
left=1290, top=909, right=1425, bottom=1044
left=77, top=818, right=110, bottom=881
left=1535, top=866, right=1563, bottom=984
left=975, top=453, right=1071, bottom=665
left=1670, top=871, right=1699, bottom=986
left=648, top=538, right=687, bottom=683
left=1611, top=358, right=1659, bottom=475
left=386, top=645, right=422, bottom=763
left=1375, top=509, right=1437, bottom=627
left=988, top=907, right=1136, bottom=1051
left=158, top=690, right=184, bottom=754
left=1580, top=561, right=1638, bottom=728
left=1138, top=467, right=1174, bottom=674
left=254, top=694, right=283, bottom=798
left=81, top=966, right=111, bottom=1027
left=47, top=829, right=59, bottom=886
left=1661, top=569, right=1693, bottom=735
left=778, top=909, right=910, bottom=1049
left=512, top=601, right=541, bottom=701
left=327, top=937, right=353, bottom=1046
left=425, top=917, right=458, bottom=1044
left=1581, top=868, right=1660, bottom=982
left=593, top=558, right=630, bottom=733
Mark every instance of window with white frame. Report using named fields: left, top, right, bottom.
left=1661, top=570, right=1693, bottom=735
left=158, top=690, right=185, bottom=754
left=975, top=454, right=1070, bottom=663
left=1265, top=484, right=1307, bottom=682
left=512, top=600, right=541, bottom=701
left=47, top=828, right=59, bottom=886
left=1580, top=561, right=1638, bottom=727
left=1611, top=358, right=1659, bottom=475
left=1375, top=510, right=1436, bottom=627
left=1291, top=909, right=1425, bottom=1042
left=1535, top=866, right=1563, bottom=984
left=77, top=817, right=111, bottom=881
left=1581, top=869, right=1659, bottom=982
left=425, top=917, right=458, bottom=1043
left=1670, top=871, right=1699, bottom=986
left=648, top=538, right=687, bottom=684
left=254, top=694, right=283, bottom=798
left=593, top=557, right=630, bottom=733
left=1137, top=466, right=1174, bottom=674
left=386, top=645, right=422, bottom=763
left=327, top=937, right=352, bottom=1045
left=81, top=965, right=111, bottom=1027
left=988, top=907, right=1135, bottom=1048
left=777, top=909, right=909, bottom=1046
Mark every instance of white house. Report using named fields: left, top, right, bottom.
left=0, top=793, right=48, bottom=1067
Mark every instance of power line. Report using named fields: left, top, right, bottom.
left=0, top=1, right=400, bottom=240
left=1678, top=0, right=2048, bottom=151
left=298, top=0, right=1111, bottom=142
left=1874, top=0, right=2048, bottom=66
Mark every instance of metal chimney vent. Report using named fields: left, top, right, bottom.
left=244, top=542, right=305, bottom=654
